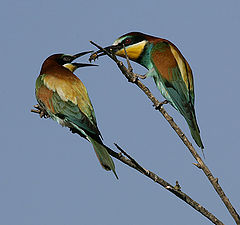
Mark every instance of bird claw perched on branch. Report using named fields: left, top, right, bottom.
left=31, top=104, right=50, bottom=118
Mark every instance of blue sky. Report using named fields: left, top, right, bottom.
left=1, top=0, right=240, bottom=224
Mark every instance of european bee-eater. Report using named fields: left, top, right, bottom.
left=35, top=51, right=118, bottom=178
left=91, top=32, right=204, bottom=149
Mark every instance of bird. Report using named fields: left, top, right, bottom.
left=35, top=51, right=118, bottom=178
left=90, top=32, right=204, bottom=149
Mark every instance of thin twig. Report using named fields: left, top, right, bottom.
left=114, top=143, right=150, bottom=175
left=104, top=143, right=224, bottom=225
left=90, top=41, right=240, bottom=225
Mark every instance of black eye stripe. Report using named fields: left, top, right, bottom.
left=124, top=38, right=131, bottom=44
left=122, top=35, right=145, bottom=46
left=57, top=55, right=73, bottom=65
left=62, top=56, right=72, bottom=62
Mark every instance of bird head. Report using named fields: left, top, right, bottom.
left=90, top=32, right=154, bottom=64
left=41, top=51, right=97, bottom=73
left=59, top=51, right=98, bottom=72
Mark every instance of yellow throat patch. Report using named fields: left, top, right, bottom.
left=115, top=40, right=147, bottom=61
left=63, top=63, right=77, bottom=72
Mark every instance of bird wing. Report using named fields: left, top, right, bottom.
left=36, top=73, right=100, bottom=136
left=150, top=41, right=195, bottom=120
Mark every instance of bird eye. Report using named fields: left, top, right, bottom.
left=62, top=55, right=72, bottom=62
left=124, top=38, right=132, bottom=45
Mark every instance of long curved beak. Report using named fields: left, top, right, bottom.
left=99, top=45, right=122, bottom=55
left=73, top=51, right=94, bottom=59
left=72, top=62, right=98, bottom=68
left=89, top=44, right=122, bottom=62
left=71, top=51, right=98, bottom=67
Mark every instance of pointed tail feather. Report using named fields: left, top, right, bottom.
left=187, top=113, right=204, bottom=150
left=88, top=136, right=118, bottom=179
left=175, top=102, right=204, bottom=150
left=189, top=124, right=204, bottom=149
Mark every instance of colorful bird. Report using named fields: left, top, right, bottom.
left=91, top=32, right=204, bottom=149
left=35, top=51, right=118, bottom=178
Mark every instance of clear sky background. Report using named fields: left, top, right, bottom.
left=1, top=0, right=240, bottom=224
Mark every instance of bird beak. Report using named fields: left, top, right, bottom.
left=89, top=44, right=122, bottom=62
left=71, top=51, right=98, bottom=67
left=72, top=62, right=98, bottom=68
left=103, top=45, right=122, bottom=53
left=73, top=51, right=95, bottom=60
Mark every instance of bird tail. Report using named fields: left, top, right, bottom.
left=88, top=136, right=118, bottom=179
left=186, top=112, right=204, bottom=150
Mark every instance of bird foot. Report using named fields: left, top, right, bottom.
left=31, top=104, right=49, bottom=118
left=127, top=73, right=138, bottom=83
left=135, top=73, right=147, bottom=79
left=154, top=100, right=168, bottom=110
left=127, top=73, right=147, bottom=83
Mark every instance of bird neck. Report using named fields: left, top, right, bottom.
left=137, top=42, right=154, bottom=69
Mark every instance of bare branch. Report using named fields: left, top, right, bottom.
left=31, top=106, right=224, bottom=224
left=89, top=41, right=240, bottom=225
left=105, top=143, right=224, bottom=225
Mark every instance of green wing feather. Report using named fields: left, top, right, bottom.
left=52, top=91, right=117, bottom=177
left=150, top=42, right=204, bottom=149
left=51, top=91, right=101, bottom=136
